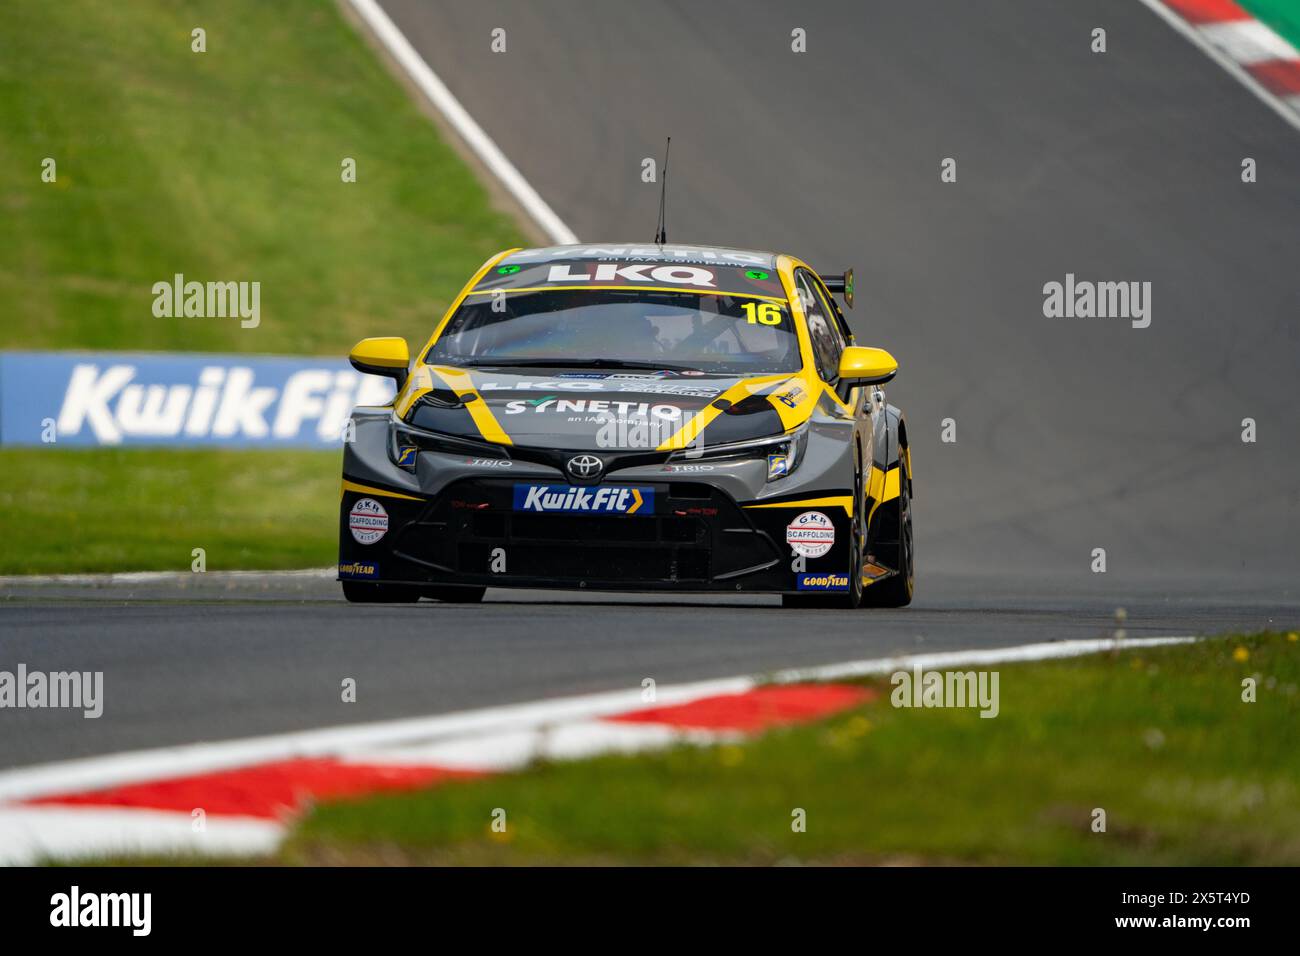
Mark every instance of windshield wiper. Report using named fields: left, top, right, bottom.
left=457, top=358, right=705, bottom=373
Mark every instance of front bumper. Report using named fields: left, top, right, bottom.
left=338, top=476, right=854, bottom=594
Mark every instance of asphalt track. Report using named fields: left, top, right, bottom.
left=4, top=0, right=1299, bottom=770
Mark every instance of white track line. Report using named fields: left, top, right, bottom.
left=0, top=635, right=1195, bottom=803
left=0, top=807, right=281, bottom=865
left=1138, top=0, right=1300, bottom=134
left=345, top=0, right=579, bottom=244
left=0, top=676, right=755, bottom=802
left=769, top=635, right=1197, bottom=682
left=1198, top=19, right=1299, bottom=65
left=0, top=568, right=334, bottom=586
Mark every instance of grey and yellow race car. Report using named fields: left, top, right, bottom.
left=339, top=243, right=912, bottom=608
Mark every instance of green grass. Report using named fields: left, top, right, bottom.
left=1239, top=0, right=1300, bottom=52
left=0, top=448, right=339, bottom=574
left=0, top=0, right=525, bottom=573
left=274, top=633, right=1300, bottom=865
left=0, top=0, right=523, bottom=354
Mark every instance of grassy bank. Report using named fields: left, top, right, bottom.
left=277, top=633, right=1299, bottom=865
left=0, top=448, right=339, bottom=574
left=0, top=0, right=522, bottom=354
left=0, top=0, right=524, bottom=572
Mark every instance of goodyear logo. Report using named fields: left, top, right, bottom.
left=338, top=561, right=379, bottom=579
left=513, top=484, right=653, bottom=514
left=796, top=572, right=849, bottom=591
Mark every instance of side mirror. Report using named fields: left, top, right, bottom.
left=349, top=337, right=410, bottom=389
left=838, top=346, right=898, bottom=386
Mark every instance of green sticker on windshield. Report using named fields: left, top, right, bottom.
left=745, top=270, right=770, bottom=280
left=497, top=264, right=521, bottom=275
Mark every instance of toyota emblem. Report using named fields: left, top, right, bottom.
left=566, top=454, right=604, bottom=480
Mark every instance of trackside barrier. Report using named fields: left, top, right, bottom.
left=0, top=351, right=394, bottom=448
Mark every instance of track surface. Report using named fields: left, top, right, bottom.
left=4, top=0, right=1299, bottom=769
left=2, top=570, right=1296, bottom=768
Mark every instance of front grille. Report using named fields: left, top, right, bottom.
left=391, top=477, right=779, bottom=584
left=459, top=543, right=693, bottom=580
left=490, top=512, right=665, bottom=544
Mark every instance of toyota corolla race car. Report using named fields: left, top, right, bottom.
left=338, top=243, right=912, bottom=608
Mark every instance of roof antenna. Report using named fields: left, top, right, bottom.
left=654, top=137, right=671, bottom=246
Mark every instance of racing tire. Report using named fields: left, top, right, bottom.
left=423, top=585, right=487, bottom=603
left=341, top=581, right=422, bottom=604
left=861, top=455, right=913, bottom=608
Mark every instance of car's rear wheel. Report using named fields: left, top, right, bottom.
left=423, top=585, right=487, bottom=603
left=861, top=455, right=913, bottom=608
left=341, top=581, right=421, bottom=604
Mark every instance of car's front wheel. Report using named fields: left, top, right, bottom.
left=861, top=455, right=913, bottom=608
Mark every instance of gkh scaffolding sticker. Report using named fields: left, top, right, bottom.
left=786, top=510, right=835, bottom=558
left=349, top=498, right=389, bottom=545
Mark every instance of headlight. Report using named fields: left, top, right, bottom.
left=389, top=416, right=509, bottom=472
left=671, top=421, right=809, bottom=483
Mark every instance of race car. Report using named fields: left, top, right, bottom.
left=339, top=243, right=912, bottom=608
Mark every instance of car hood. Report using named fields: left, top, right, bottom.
left=397, top=365, right=816, bottom=451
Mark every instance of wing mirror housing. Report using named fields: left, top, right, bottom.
left=838, top=346, right=898, bottom=386
left=349, top=337, right=410, bottom=389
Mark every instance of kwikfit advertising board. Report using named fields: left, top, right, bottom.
left=0, top=351, right=395, bottom=448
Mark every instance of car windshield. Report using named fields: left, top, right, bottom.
left=426, top=289, right=802, bottom=375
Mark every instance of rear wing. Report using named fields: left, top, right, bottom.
left=819, top=269, right=854, bottom=309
